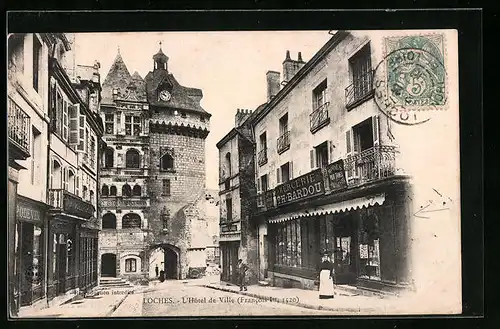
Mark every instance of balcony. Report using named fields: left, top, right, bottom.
left=258, top=148, right=268, bottom=166
left=343, top=145, right=398, bottom=185
left=255, top=189, right=276, bottom=212
left=277, top=131, right=290, bottom=154
left=48, top=189, right=95, bottom=219
left=8, top=97, right=31, bottom=161
left=345, top=70, right=374, bottom=109
left=309, top=102, right=330, bottom=133
left=99, top=196, right=150, bottom=209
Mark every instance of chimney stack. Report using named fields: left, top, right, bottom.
left=235, top=108, right=253, bottom=127
left=282, top=50, right=306, bottom=85
left=266, top=71, right=281, bottom=102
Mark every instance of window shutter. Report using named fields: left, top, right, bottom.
left=346, top=130, right=354, bottom=178
left=76, top=104, right=86, bottom=152
left=289, top=161, right=293, bottom=179
left=76, top=176, right=80, bottom=196
left=310, top=149, right=316, bottom=169
left=276, top=168, right=281, bottom=185
left=372, top=115, right=380, bottom=146
left=346, top=131, right=352, bottom=156
left=328, top=141, right=333, bottom=163
left=64, top=168, right=68, bottom=191
left=69, top=104, right=79, bottom=145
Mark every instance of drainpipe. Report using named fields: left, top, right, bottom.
left=45, top=55, right=53, bottom=308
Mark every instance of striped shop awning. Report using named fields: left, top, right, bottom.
left=268, top=193, right=386, bottom=224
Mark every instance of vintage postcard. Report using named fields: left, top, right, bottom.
left=7, top=29, right=461, bottom=318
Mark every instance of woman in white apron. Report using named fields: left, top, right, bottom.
left=318, top=253, right=335, bottom=299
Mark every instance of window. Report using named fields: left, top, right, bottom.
left=277, top=113, right=290, bottom=154
left=315, top=142, right=329, bottom=169
left=125, top=115, right=141, bottom=136
left=122, top=184, right=132, bottom=197
left=279, top=113, right=289, bottom=135
left=280, top=162, right=291, bottom=183
left=162, top=179, right=171, bottom=196
left=122, top=213, right=141, bottom=229
left=110, top=185, right=117, bottom=196
left=226, top=198, right=233, bottom=222
left=132, top=184, right=141, bottom=197
left=83, top=186, right=88, bottom=200
left=51, top=160, right=62, bottom=189
left=53, top=90, right=64, bottom=137
left=225, top=152, right=232, bottom=177
left=84, top=128, right=90, bottom=163
left=32, top=36, right=42, bottom=92
left=310, top=79, right=329, bottom=132
left=125, top=258, right=137, bottom=272
left=68, top=170, right=75, bottom=193
left=90, top=136, right=96, bottom=169
left=105, top=114, right=114, bottom=134
left=260, top=174, right=268, bottom=192
left=274, top=220, right=303, bottom=268
left=313, top=79, right=328, bottom=110
left=352, top=119, right=374, bottom=152
left=102, top=213, right=116, bottom=229
left=104, top=147, right=114, bottom=168
left=160, top=153, right=174, bottom=171
left=347, top=44, right=373, bottom=107
left=258, top=132, right=268, bottom=166
left=125, top=149, right=140, bottom=168
left=359, top=213, right=380, bottom=280
left=101, top=185, right=109, bottom=196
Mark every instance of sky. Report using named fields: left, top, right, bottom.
left=74, top=31, right=332, bottom=190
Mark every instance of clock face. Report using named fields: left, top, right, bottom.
left=159, top=90, right=171, bottom=102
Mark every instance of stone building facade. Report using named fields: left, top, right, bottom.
left=8, top=33, right=103, bottom=316
left=98, top=46, right=212, bottom=281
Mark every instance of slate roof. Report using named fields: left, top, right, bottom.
left=144, top=69, right=209, bottom=115
left=101, top=52, right=132, bottom=104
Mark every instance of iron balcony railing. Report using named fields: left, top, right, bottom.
left=309, top=102, right=330, bottom=133
left=343, top=145, right=398, bottom=184
left=48, top=188, right=95, bottom=218
left=345, top=69, right=374, bottom=108
left=277, top=130, right=290, bottom=154
left=8, top=97, right=31, bottom=159
left=258, top=148, right=268, bottom=166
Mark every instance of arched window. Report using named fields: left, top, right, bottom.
left=160, top=153, right=174, bottom=171
left=132, top=184, right=141, bottom=197
left=83, top=186, right=88, bottom=200
left=51, top=160, right=62, bottom=189
left=125, top=258, right=137, bottom=272
left=104, top=147, right=114, bottom=168
left=122, top=184, right=132, bottom=197
left=101, top=184, right=109, bottom=196
left=102, top=213, right=116, bottom=229
left=122, top=213, right=141, bottom=228
left=225, top=152, right=232, bottom=177
left=68, top=170, right=75, bottom=193
left=125, top=149, right=140, bottom=168
left=110, top=185, right=117, bottom=196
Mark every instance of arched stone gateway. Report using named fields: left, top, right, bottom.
left=147, top=244, right=180, bottom=280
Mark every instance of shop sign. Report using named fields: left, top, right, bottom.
left=16, top=200, right=43, bottom=223
left=275, top=169, right=325, bottom=207
left=63, top=192, right=95, bottom=219
left=326, top=159, right=348, bottom=192
left=221, top=225, right=238, bottom=233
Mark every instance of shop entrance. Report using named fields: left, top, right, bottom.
left=221, top=241, right=239, bottom=284
left=101, top=253, right=117, bottom=277
left=332, top=214, right=357, bottom=284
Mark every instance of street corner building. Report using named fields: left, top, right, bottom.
left=7, top=33, right=103, bottom=316
left=217, top=31, right=417, bottom=294
left=98, top=44, right=213, bottom=283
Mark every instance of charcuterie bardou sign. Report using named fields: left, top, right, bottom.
left=275, top=169, right=325, bottom=207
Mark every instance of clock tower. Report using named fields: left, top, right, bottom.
left=144, top=44, right=211, bottom=280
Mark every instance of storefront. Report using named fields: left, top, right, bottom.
left=15, top=195, right=48, bottom=308
left=265, top=162, right=413, bottom=293
left=220, top=240, right=239, bottom=284
left=79, top=221, right=99, bottom=292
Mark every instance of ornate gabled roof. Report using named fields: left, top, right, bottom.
left=121, top=70, right=147, bottom=101
left=101, top=52, right=133, bottom=104
left=145, top=70, right=209, bottom=115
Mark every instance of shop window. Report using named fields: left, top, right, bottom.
left=125, top=258, right=137, bottom=272
left=359, top=213, right=381, bottom=280
left=122, top=213, right=141, bottom=229
left=125, top=149, right=140, bottom=168
left=102, top=213, right=116, bottom=229
left=110, top=185, right=117, bottom=196
left=274, top=220, right=302, bottom=268
left=132, top=184, right=142, bottom=197
left=122, top=184, right=132, bottom=197
left=101, top=184, right=109, bottom=196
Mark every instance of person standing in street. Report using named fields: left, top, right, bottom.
left=318, top=253, right=335, bottom=299
left=155, top=264, right=159, bottom=278
left=237, top=259, right=248, bottom=291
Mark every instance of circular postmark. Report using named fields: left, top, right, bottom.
left=373, top=47, right=447, bottom=125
